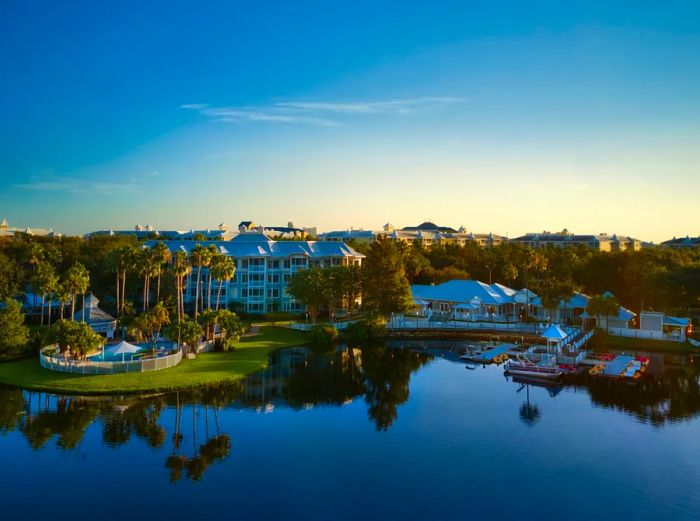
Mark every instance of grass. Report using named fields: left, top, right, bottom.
left=590, top=331, right=699, bottom=353
left=0, top=326, right=307, bottom=395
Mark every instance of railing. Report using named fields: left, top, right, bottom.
left=39, top=344, right=183, bottom=375
left=606, top=327, right=684, bottom=342
left=386, top=319, right=542, bottom=334
left=290, top=321, right=354, bottom=331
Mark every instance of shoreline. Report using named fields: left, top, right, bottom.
left=0, top=326, right=307, bottom=396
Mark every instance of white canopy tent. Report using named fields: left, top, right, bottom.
left=105, top=340, right=142, bottom=362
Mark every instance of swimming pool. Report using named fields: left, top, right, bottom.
left=88, top=342, right=174, bottom=362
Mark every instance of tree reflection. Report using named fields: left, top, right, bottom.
left=518, top=385, right=541, bottom=427
left=361, top=346, right=432, bottom=431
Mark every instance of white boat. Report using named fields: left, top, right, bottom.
left=505, top=355, right=565, bottom=380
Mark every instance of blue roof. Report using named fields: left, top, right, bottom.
left=411, top=280, right=516, bottom=306
left=145, top=238, right=364, bottom=259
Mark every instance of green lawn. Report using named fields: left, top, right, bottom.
left=590, top=332, right=698, bottom=353
left=0, top=326, right=307, bottom=395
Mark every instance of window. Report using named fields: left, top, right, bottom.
left=283, top=274, right=291, bottom=283
left=267, top=274, right=280, bottom=284
left=250, top=273, right=264, bottom=282
left=267, top=260, right=279, bottom=269
left=283, top=259, right=291, bottom=269
left=241, top=259, right=249, bottom=269
left=267, top=288, right=280, bottom=298
left=241, top=288, right=248, bottom=298
left=241, top=274, right=248, bottom=283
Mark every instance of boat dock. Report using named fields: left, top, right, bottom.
left=601, top=355, right=636, bottom=377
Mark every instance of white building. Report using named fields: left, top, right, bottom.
left=148, top=233, right=364, bottom=314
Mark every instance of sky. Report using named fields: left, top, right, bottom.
left=1, top=0, right=699, bottom=241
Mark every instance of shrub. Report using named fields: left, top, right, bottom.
left=341, top=318, right=386, bottom=345
left=308, top=325, right=339, bottom=347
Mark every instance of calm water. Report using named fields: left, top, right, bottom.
left=2, top=342, right=700, bottom=521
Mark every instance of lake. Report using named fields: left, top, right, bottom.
left=1, top=341, right=700, bottom=521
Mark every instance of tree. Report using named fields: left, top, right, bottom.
left=172, top=252, right=191, bottom=323
left=151, top=243, right=171, bottom=303
left=65, top=263, right=89, bottom=322
left=167, top=318, right=202, bottom=354
left=34, top=261, right=58, bottom=327
left=205, top=245, right=219, bottom=310
left=189, top=245, right=209, bottom=318
left=209, top=254, right=235, bottom=311
left=0, top=300, right=30, bottom=361
left=362, top=237, right=413, bottom=317
left=587, top=294, right=621, bottom=332
left=49, top=319, right=104, bottom=359
left=0, top=252, right=22, bottom=302
left=502, top=263, right=519, bottom=286
left=55, top=282, right=72, bottom=321
left=287, top=268, right=328, bottom=321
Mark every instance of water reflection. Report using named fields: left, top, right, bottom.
left=1, top=343, right=700, bottom=484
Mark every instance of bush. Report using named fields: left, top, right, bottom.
left=308, top=325, right=339, bottom=348
left=341, top=318, right=386, bottom=345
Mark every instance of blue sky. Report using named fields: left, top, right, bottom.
left=1, top=1, right=699, bottom=241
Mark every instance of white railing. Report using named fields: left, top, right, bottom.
left=39, top=344, right=183, bottom=375
left=386, top=319, right=541, bottom=334
left=606, top=327, right=684, bottom=342
left=290, top=321, right=354, bottom=332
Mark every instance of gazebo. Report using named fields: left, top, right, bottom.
left=540, top=323, right=568, bottom=351
left=73, top=294, right=117, bottom=339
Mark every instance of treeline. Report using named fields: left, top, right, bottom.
left=346, top=239, right=700, bottom=316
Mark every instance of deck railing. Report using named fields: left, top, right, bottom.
left=39, top=344, right=183, bottom=375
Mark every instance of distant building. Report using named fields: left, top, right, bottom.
left=509, top=230, right=642, bottom=252
left=0, top=218, right=61, bottom=239
left=146, top=233, right=364, bottom=314
left=87, top=222, right=236, bottom=241
left=661, top=236, right=700, bottom=249
left=238, top=220, right=317, bottom=239
left=319, top=229, right=377, bottom=244
left=384, top=222, right=506, bottom=249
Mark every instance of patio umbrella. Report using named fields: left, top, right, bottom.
left=106, top=340, right=141, bottom=362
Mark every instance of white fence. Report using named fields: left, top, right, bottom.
left=39, top=344, right=183, bottom=375
left=606, top=327, right=684, bottom=342
left=386, top=319, right=543, bottom=334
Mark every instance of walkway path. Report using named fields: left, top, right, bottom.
left=241, top=324, right=261, bottom=338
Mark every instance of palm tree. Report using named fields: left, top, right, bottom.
left=210, top=255, right=235, bottom=311
left=65, top=263, right=89, bottom=322
left=55, top=282, right=71, bottom=321
left=189, top=245, right=206, bottom=318
left=108, top=245, right=136, bottom=317
left=34, top=262, right=58, bottom=327
left=140, top=249, right=160, bottom=313
left=173, top=252, right=191, bottom=323
left=205, top=245, right=218, bottom=310
left=152, top=243, right=171, bottom=303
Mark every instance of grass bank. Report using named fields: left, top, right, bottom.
left=590, top=332, right=698, bottom=353
left=0, top=326, right=307, bottom=395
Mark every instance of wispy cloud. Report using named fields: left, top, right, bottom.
left=13, top=176, right=138, bottom=195
left=180, top=96, right=463, bottom=126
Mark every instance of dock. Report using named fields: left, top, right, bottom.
left=602, top=355, right=635, bottom=377
left=477, top=344, right=515, bottom=362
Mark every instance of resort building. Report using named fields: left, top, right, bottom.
left=147, top=233, right=364, bottom=314
left=411, top=280, right=536, bottom=321
left=238, top=220, right=318, bottom=239
left=639, top=312, right=692, bottom=341
left=0, top=218, right=61, bottom=239
left=411, top=280, right=636, bottom=327
left=319, top=229, right=378, bottom=244
left=73, top=294, right=117, bottom=339
left=509, top=230, right=643, bottom=252
left=87, top=222, right=236, bottom=241
left=661, top=236, right=700, bottom=249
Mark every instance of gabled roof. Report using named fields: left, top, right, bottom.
left=541, top=323, right=568, bottom=341
left=411, top=280, right=521, bottom=306
left=73, top=293, right=116, bottom=324
left=146, top=239, right=365, bottom=259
